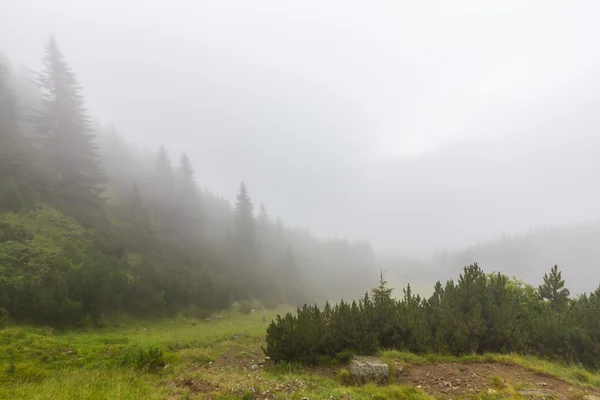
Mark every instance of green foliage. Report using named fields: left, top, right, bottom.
left=337, top=368, right=354, bottom=385
left=538, top=264, right=570, bottom=312
left=35, top=36, right=106, bottom=222
left=333, top=349, right=356, bottom=365
left=130, top=347, right=166, bottom=373
left=239, top=301, right=252, bottom=315
left=266, top=264, right=600, bottom=370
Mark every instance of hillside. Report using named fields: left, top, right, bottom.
left=0, top=38, right=377, bottom=327
left=428, top=221, right=600, bottom=295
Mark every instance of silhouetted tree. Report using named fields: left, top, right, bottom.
left=35, top=36, right=104, bottom=221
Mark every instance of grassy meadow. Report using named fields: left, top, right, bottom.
left=1, top=305, right=600, bottom=400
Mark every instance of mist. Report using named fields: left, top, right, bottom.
left=3, top=0, right=600, bottom=296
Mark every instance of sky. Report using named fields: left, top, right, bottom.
left=2, top=0, right=600, bottom=255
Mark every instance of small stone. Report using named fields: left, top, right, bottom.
left=487, top=389, right=497, bottom=395
left=536, top=382, right=548, bottom=387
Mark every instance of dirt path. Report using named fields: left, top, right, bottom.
left=395, top=361, right=598, bottom=399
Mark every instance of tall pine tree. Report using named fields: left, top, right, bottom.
left=35, top=36, right=105, bottom=220
left=233, top=182, right=259, bottom=274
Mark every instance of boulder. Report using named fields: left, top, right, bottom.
left=348, top=356, right=389, bottom=385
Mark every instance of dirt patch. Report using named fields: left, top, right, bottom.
left=213, top=347, right=266, bottom=371
left=395, top=361, right=597, bottom=399
left=173, top=377, right=216, bottom=394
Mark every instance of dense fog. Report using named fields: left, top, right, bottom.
left=2, top=0, right=600, bottom=303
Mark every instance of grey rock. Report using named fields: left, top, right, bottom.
left=348, top=356, right=389, bottom=385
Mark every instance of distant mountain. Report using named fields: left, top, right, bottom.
left=417, top=220, right=600, bottom=295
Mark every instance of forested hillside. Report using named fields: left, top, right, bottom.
left=429, top=222, right=600, bottom=295
left=0, top=37, right=377, bottom=326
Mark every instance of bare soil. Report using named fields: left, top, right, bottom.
left=395, top=361, right=598, bottom=399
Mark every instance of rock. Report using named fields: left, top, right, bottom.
left=348, top=356, right=389, bottom=385
left=517, top=388, right=553, bottom=398
left=583, top=396, right=600, bottom=400
left=536, top=382, right=548, bottom=386
left=487, top=389, right=498, bottom=395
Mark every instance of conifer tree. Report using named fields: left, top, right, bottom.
left=35, top=36, right=104, bottom=216
left=538, top=265, right=570, bottom=312
left=155, top=145, right=174, bottom=195
left=175, top=152, right=202, bottom=240
left=258, top=202, right=269, bottom=238
left=179, top=153, right=194, bottom=182
left=233, top=182, right=258, bottom=272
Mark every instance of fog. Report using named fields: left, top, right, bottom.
left=3, top=1, right=600, bottom=293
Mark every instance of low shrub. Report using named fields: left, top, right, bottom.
left=239, top=301, right=252, bottom=315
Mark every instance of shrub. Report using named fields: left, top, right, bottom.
left=264, top=264, right=600, bottom=370
left=239, top=301, right=252, bottom=315
left=337, top=368, right=354, bottom=386
left=489, top=375, right=505, bottom=389
left=333, top=349, right=355, bottom=365
left=123, top=346, right=166, bottom=373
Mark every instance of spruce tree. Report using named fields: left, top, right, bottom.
left=179, top=153, right=194, bottom=182
left=258, top=202, right=269, bottom=238
left=538, top=265, right=570, bottom=312
left=234, top=182, right=255, bottom=238
left=175, top=152, right=202, bottom=240
left=155, top=145, right=174, bottom=195
left=35, top=36, right=104, bottom=216
left=233, top=182, right=258, bottom=273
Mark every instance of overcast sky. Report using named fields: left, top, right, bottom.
left=2, top=0, right=600, bottom=255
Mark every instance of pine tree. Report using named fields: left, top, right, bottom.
left=35, top=36, right=104, bottom=217
left=175, top=152, right=202, bottom=240
left=155, top=145, right=174, bottom=194
left=179, top=153, right=194, bottom=182
left=234, top=182, right=255, bottom=237
left=258, top=202, right=269, bottom=235
left=538, top=265, right=570, bottom=312
left=233, top=182, right=258, bottom=273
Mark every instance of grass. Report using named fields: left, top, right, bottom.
left=2, top=308, right=600, bottom=399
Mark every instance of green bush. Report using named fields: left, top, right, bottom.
left=265, top=264, right=600, bottom=370
left=239, top=301, right=252, bottom=315
left=337, top=368, right=354, bottom=386
left=333, top=349, right=355, bottom=365
left=122, top=347, right=166, bottom=373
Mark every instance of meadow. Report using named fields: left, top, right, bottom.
left=2, top=305, right=600, bottom=399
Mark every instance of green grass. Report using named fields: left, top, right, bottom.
left=0, top=307, right=285, bottom=399
left=2, top=308, right=600, bottom=399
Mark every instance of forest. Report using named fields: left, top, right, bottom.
left=0, top=37, right=376, bottom=326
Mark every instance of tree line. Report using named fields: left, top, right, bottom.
left=0, top=37, right=376, bottom=326
left=265, top=264, right=600, bottom=369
